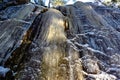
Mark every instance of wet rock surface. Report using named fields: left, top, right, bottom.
left=0, top=1, right=120, bottom=80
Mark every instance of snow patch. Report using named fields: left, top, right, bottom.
left=88, top=72, right=117, bottom=80
left=107, top=67, right=120, bottom=72
left=0, top=66, right=10, bottom=77
left=87, top=32, right=95, bottom=35
left=74, top=42, right=109, bottom=57
left=107, top=47, right=113, bottom=50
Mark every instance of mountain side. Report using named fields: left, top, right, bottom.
left=0, top=1, right=120, bottom=80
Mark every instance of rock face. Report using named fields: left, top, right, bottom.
left=58, top=2, right=120, bottom=79
left=15, top=8, right=83, bottom=80
left=0, top=0, right=31, bottom=10
left=0, top=3, right=45, bottom=65
left=0, top=1, right=120, bottom=80
left=0, top=3, right=44, bottom=79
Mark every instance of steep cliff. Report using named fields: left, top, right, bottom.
left=0, top=1, right=120, bottom=80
